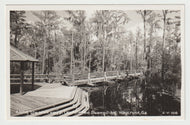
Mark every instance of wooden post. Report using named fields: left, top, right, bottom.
left=72, top=74, right=75, bottom=83
left=117, top=71, right=120, bottom=78
left=88, top=53, right=91, bottom=73
left=88, top=73, right=91, bottom=84
left=104, top=72, right=107, bottom=81
left=32, top=62, right=34, bottom=90
left=20, top=62, right=24, bottom=95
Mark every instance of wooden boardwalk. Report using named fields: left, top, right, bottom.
left=10, top=71, right=142, bottom=117
left=10, top=70, right=142, bottom=85
left=11, top=83, right=77, bottom=116
left=11, top=94, right=66, bottom=116
left=10, top=71, right=142, bottom=89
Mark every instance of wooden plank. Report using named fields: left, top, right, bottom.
left=11, top=98, right=33, bottom=115
left=29, top=96, right=64, bottom=105
left=32, top=62, right=34, bottom=90
left=11, top=95, right=45, bottom=109
left=33, top=89, right=80, bottom=116
left=11, top=94, right=66, bottom=116
left=20, top=62, right=24, bottom=95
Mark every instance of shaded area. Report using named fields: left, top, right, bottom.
left=142, top=87, right=180, bottom=116
left=11, top=83, right=41, bottom=94
left=80, top=76, right=181, bottom=116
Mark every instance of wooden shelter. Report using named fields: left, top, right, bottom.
left=10, top=46, right=38, bottom=95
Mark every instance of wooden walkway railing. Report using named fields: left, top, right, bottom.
left=10, top=70, right=142, bottom=85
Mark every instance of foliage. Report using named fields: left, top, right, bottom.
left=10, top=10, right=182, bottom=102
left=10, top=11, right=29, bottom=47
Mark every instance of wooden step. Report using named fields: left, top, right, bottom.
left=15, top=87, right=78, bottom=117
left=62, top=91, right=86, bottom=116
left=16, top=87, right=89, bottom=117
left=71, top=91, right=89, bottom=116
left=48, top=89, right=83, bottom=116
left=31, top=88, right=81, bottom=116
left=14, top=98, right=72, bottom=116
left=74, top=105, right=89, bottom=116
left=65, top=104, right=86, bottom=117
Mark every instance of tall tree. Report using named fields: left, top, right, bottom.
left=64, top=10, right=87, bottom=73
left=135, top=27, right=142, bottom=72
left=146, top=12, right=161, bottom=72
left=136, top=10, right=152, bottom=86
left=161, top=10, right=181, bottom=91
left=10, top=11, right=29, bottom=47
left=32, top=11, right=58, bottom=74
left=127, top=31, right=135, bottom=72
left=137, top=10, right=152, bottom=60
left=161, top=10, right=168, bottom=85
left=91, top=10, right=128, bottom=72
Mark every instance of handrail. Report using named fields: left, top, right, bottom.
left=10, top=70, right=143, bottom=83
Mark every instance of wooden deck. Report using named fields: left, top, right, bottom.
left=11, top=94, right=66, bottom=116
left=11, top=83, right=77, bottom=116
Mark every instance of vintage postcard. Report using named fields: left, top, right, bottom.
left=6, top=4, right=185, bottom=120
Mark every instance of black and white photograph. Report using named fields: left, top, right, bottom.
left=8, top=5, right=184, bottom=118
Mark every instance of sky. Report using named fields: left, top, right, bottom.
left=25, top=10, right=180, bottom=35
left=25, top=10, right=143, bottom=33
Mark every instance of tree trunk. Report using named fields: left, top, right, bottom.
left=103, top=42, right=105, bottom=72
left=148, top=29, right=153, bottom=71
left=89, top=53, right=91, bottom=73
left=142, top=10, right=148, bottom=86
left=162, top=11, right=167, bottom=85
left=14, top=20, right=18, bottom=47
left=102, top=25, right=105, bottom=72
left=143, top=12, right=146, bottom=60
left=130, top=51, right=133, bottom=73
left=135, top=37, right=138, bottom=73
left=14, top=31, right=18, bottom=47
left=42, top=31, right=46, bottom=74
left=83, top=32, right=86, bottom=72
left=70, top=31, right=74, bottom=74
